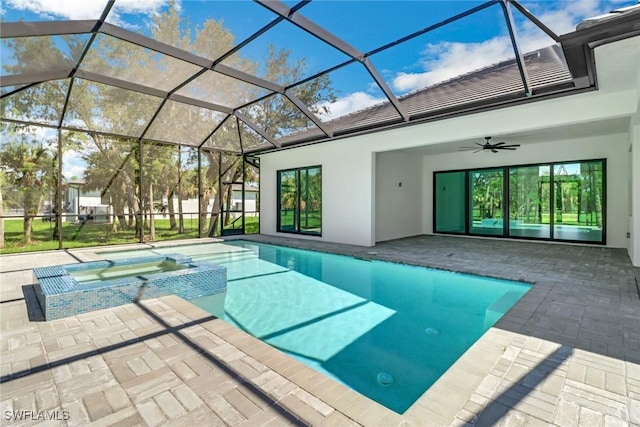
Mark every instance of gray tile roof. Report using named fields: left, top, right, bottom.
left=277, top=44, right=572, bottom=147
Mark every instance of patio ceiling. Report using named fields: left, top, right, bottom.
left=0, top=0, right=624, bottom=155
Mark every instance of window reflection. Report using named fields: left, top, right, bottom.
left=434, top=159, right=605, bottom=244
left=278, top=166, right=321, bottom=235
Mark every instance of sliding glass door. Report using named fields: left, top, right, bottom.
left=509, top=165, right=550, bottom=239
left=278, top=170, right=297, bottom=232
left=434, top=171, right=466, bottom=233
left=433, top=159, right=605, bottom=244
left=552, top=161, right=603, bottom=242
left=469, top=169, right=504, bottom=235
left=298, top=167, right=322, bottom=234
left=277, top=166, right=322, bottom=236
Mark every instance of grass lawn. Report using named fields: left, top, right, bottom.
left=279, top=211, right=321, bottom=230
left=1, top=215, right=260, bottom=254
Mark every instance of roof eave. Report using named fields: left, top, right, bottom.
left=559, top=7, right=640, bottom=89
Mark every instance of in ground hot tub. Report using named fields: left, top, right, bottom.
left=33, top=254, right=226, bottom=320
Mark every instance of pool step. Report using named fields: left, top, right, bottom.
left=484, top=291, right=523, bottom=329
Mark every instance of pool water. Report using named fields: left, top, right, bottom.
left=101, top=241, right=530, bottom=413
left=70, top=260, right=187, bottom=284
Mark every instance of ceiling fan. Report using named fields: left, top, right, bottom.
left=459, top=137, right=520, bottom=153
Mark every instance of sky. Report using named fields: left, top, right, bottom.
left=2, top=0, right=637, bottom=112
left=1, top=0, right=637, bottom=177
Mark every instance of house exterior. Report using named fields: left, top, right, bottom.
left=256, top=9, right=640, bottom=266
left=1, top=2, right=638, bottom=266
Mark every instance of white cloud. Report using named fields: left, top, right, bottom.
left=5, top=0, right=171, bottom=25
left=62, top=150, right=88, bottom=180
left=389, top=0, right=628, bottom=94
left=317, top=92, right=386, bottom=120
left=392, top=37, right=514, bottom=93
left=13, top=125, right=57, bottom=142
left=524, top=0, right=608, bottom=36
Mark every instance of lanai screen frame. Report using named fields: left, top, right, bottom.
left=1, top=0, right=581, bottom=150
left=1, top=0, right=622, bottom=250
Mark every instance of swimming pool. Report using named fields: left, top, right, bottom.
left=101, top=241, right=530, bottom=413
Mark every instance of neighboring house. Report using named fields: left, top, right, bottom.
left=64, top=183, right=109, bottom=223
left=61, top=182, right=259, bottom=222
left=158, top=183, right=258, bottom=217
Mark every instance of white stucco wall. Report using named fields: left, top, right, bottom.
left=375, top=152, right=423, bottom=242
left=259, top=142, right=376, bottom=246
left=259, top=93, right=635, bottom=247
left=630, top=112, right=640, bottom=265
left=629, top=58, right=640, bottom=266
left=422, top=133, right=630, bottom=248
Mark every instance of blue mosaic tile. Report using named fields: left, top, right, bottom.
left=33, top=265, right=68, bottom=279
left=36, top=255, right=226, bottom=321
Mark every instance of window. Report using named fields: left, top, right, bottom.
left=278, top=166, right=321, bottom=235
left=433, top=159, right=605, bottom=244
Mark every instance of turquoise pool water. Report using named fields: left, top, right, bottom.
left=70, top=260, right=187, bottom=284
left=101, top=241, right=530, bottom=413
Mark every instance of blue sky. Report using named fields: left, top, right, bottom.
left=2, top=0, right=637, bottom=107
left=1, top=0, right=637, bottom=177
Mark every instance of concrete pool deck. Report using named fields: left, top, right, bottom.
left=1, top=234, right=639, bottom=426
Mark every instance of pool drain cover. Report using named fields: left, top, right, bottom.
left=377, top=372, right=394, bottom=386
left=425, top=327, right=440, bottom=336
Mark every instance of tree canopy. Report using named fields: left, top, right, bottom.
left=0, top=3, right=335, bottom=247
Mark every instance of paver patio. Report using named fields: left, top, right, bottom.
left=1, top=234, right=639, bottom=426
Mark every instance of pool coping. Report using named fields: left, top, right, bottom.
left=69, top=238, right=544, bottom=425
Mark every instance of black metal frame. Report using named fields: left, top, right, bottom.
left=220, top=153, right=247, bottom=236
left=0, top=0, right=634, bottom=250
left=433, top=158, right=607, bottom=245
left=276, top=165, right=322, bottom=237
left=3, top=0, right=623, bottom=153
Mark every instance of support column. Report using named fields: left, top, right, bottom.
left=630, top=113, right=640, bottom=266
left=57, top=128, right=63, bottom=250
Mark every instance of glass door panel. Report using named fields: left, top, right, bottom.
left=553, top=162, right=603, bottom=242
left=508, top=165, right=550, bottom=239
left=299, top=167, right=322, bottom=235
left=469, top=169, right=504, bottom=236
left=278, top=170, right=297, bottom=232
left=434, top=171, right=466, bottom=233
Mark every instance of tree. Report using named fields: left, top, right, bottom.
left=2, top=2, right=336, bottom=244
left=82, top=138, right=139, bottom=233
left=0, top=136, right=55, bottom=244
left=202, top=47, right=335, bottom=237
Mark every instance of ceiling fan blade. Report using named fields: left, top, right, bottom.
left=475, top=142, right=485, bottom=147
left=493, top=142, right=506, bottom=146
left=473, top=149, right=483, bottom=153
left=498, top=145, right=520, bottom=149
left=499, top=147, right=518, bottom=150
left=491, top=148, right=498, bottom=153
